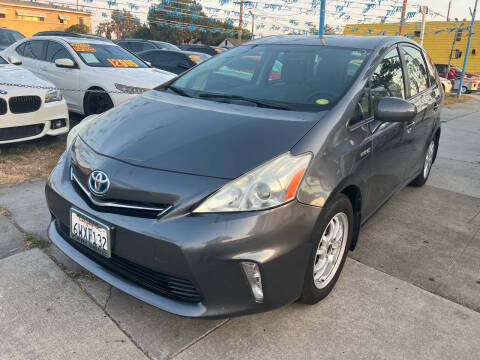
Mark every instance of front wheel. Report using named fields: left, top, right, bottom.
left=300, top=194, right=353, bottom=304
left=410, top=139, right=437, bottom=187
left=84, top=89, right=114, bottom=116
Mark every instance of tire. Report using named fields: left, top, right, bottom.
left=84, top=89, right=114, bottom=116
left=410, top=138, right=437, bottom=187
left=461, top=86, right=468, bottom=94
left=300, top=194, right=353, bottom=304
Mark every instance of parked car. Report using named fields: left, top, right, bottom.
left=435, top=63, right=479, bottom=81
left=0, top=55, right=68, bottom=144
left=45, top=35, right=442, bottom=318
left=33, top=31, right=112, bottom=43
left=439, top=77, right=452, bottom=94
left=0, top=27, right=24, bottom=50
left=2, top=36, right=175, bottom=115
left=115, top=39, right=180, bottom=53
left=452, top=76, right=479, bottom=94
left=178, top=44, right=218, bottom=56
left=138, top=49, right=210, bottom=74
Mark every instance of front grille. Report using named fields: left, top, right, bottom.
left=70, top=166, right=170, bottom=218
left=9, top=96, right=41, bottom=114
left=0, top=124, right=44, bottom=141
left=0, top=98, right=6, bottom=115
left=56, top=221, right=202, bottom=303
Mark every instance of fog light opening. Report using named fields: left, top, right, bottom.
left=51, top=119, right=66, bottom=130
left=241, top=262, right=264, bottom=303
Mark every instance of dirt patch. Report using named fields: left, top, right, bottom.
left=444, top=94, right=473, bottom=106
left=0, top=137, right=65, bottom=186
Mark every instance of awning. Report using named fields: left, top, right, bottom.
left=15, top=9, right=46, bottom=18
left=58, top=14, right=70, bottom=21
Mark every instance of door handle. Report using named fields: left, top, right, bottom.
left=406, top=120, right=416, bottom=133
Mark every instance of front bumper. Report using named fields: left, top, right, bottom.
left=0, top=99, right=69, bottom=144
left=46, top=156, right=322, bottom=318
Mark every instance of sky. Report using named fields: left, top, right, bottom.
left=44, top=0, right=478, bottom=38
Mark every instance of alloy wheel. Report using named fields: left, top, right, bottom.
left=313, top=212, right=348, bottom=289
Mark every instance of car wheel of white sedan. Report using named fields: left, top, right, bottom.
left=84, top=89, right=113, bottom=115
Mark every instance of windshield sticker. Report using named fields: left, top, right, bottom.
left=315, top=99, right=329, bottom=105
left=71, top=43, right=96, bottom=52
left=80, top=53, right=100, bottom=64
left=107, top=58, right=139, bottom=68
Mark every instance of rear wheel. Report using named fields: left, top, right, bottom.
left=84, top=89, right=113, bottom=115
left=410, top=138, right=437, bottom=187
left=300, top=194, right=353, bottom=304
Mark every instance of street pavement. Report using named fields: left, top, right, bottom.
left=0, top=97, right=479, bottom=359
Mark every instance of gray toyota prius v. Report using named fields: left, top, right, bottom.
left=46, top=35, right=442, bottom=318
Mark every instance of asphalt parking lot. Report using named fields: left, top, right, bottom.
left=1, top=97, right=479, bottom=360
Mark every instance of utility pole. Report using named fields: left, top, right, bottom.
left=249, top=11, right=254, bottom=39
left=238, top=0, right=244, bottom=40
left=399, top=0, right=408, bottom=35
left=456, top=0, right=478, bottom=97
left=420, top=6, right=428, bottom=46
left=447, top=22, right=460, bottom=73
left=447, top=0, right=452, bottom=21
left=319, top=0, right=326, bottom=36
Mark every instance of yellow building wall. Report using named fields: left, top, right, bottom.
left=0, top=2, right=91, bottom=37
left=344, top=21, right=480, bottom=74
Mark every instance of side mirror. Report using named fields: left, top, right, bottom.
left=55, top=58, right=75, bottom=68
left=8, top=56, right=22, bottom=65
left=375, top=97, right=417, bottom=123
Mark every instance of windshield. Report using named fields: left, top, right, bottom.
left=69, top=42, right=148, bottom=68
left=0, top=30, right=23, bottom=48
left=170, top=44, right=370, bottom=111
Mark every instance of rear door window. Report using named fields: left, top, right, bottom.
left=401, top=46, right=429, bottom=96
left=16, top=42, right=26, bottom=56
left=23, top=40, right=46, bottom=60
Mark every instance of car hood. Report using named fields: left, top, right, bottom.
left=79, top=91, right=324, bottom=179
left=93, top=67, right=175, bottom=88
left=0, top=64, right=52, bottom=87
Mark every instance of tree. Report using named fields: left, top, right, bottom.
left=96, top=10, right=141, bottom=39
left=144, top=0, right=250, bottom=45
left=65, top=23, right=90, bottom=34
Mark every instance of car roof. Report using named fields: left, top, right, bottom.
left=246, top=35, right=416, bottom=50
left=138, top=49, right=184, bottom=55
left=28, top=35, right=113, bottom=45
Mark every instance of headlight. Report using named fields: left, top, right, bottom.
left=193, top=152, right=312, bottom=213
left=114, top=83, right=148, bottom=94
left=45, top=89, right=62, bottom=103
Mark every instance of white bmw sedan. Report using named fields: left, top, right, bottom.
left=2, top=36, right=176, bottom=115
left=0, top=55, right=68, bottom=144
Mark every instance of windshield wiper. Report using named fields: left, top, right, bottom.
left=165, top=85, right=192, bottom=97
left=198, top=93, right=290, bottom=110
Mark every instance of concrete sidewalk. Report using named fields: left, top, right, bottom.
left=175, top=259, right=480, bottom=360
left=0, top=249, right=148, bottom=360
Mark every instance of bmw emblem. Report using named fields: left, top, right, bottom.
left=0, top=90, right=7, bottom=95
left=88, top=170, right=110, bottom=195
